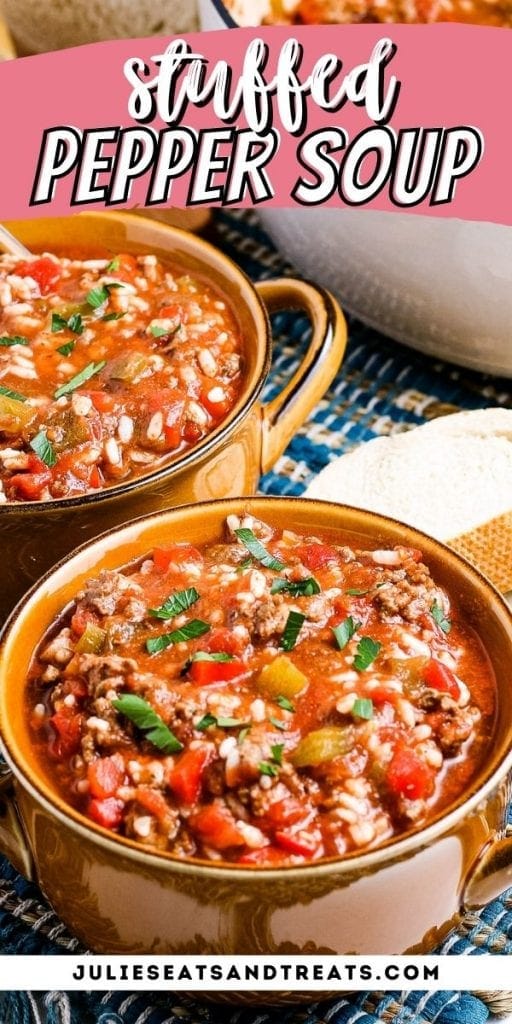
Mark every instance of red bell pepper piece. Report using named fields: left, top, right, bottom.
left=88, top=797, right=124, bottom=830
left=189, top=658, right=245, bottom=686
left=87, top=756, right=125, bottom=799
left=387, top=746, right=435, bottom=800
left=206, top=628, right=246, bottom=658
left=296, top=544, right=339, bottom=571
left=134, top=787, right=171, bottom=823
left=167, top=747, right=211, bottom=805
left=274, top=830, right=319, bottom=858
left=14, top=256, right=61, bottom=295
left=423, top=659, right=461, bottom=700
left=189, top=802, right=246, bottom=850
left=9, top=454, right=52, bottom=501
left=264, top=797, right=306, bottom=829
left=153, top=544, right=202, bottom=572
left=49, top=711, right=82, bottom=758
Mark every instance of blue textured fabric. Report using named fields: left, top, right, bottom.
left=0, top=209, right=511, bottom=1024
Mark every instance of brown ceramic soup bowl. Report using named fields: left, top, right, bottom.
left=0, top=214, right=347, bottom=622
left=0, top=497, right=511, bottom=995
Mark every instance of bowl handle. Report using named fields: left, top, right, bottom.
left=461, top=830, right=512, bottom=910
left=0, top=764, right=35, bottom=880
left=256, top=279, right=347, bottom=475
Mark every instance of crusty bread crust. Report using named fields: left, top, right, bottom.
left=450, top=511, right=512, bottom=593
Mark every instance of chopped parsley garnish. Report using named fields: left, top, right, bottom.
left=346, top=587, right=370, bottom=596
left=0, top=383, right=27, bottom=402
left=270, top=577, right=320, bottom=597
left=235, top=528, right=285, bottom=572
left=102, top=312, right=125, bottom=322
left=146, top=619, right=210, bottom=654
left=332, top=616, right=361, bottom=651
left=29, top=429, right=56, bottom=467
left=352, top=697, right=374, bottom=720
left=276, top=695, right=295, bottom=712
left=86, top=283, right=123, bottom=309
left=106, top=257, right=120, bottom=273
left=191, top=651, right=234, bottom=663
left=51, top=312, right=84, bottom=335
left=271, top=743, right=284, bottom=765
left=353, top=637, right=382, bottom=672
left=236, top=557, right=253, bottom=574
left=280, top=611, right=306, bottom=652
left=269, top=716, right=288, bottom=731
left=54, top=361, right=106, bottom=399
left=238, top=726, right=251, bottom=744
left=259, top=760, right=279, bottom=778
left=196, top=713, right=248, bottom=731
left=57, top=341, right=75, bottom=357
left=431, top=600, right=452, bottom=634
left=150, top=325, right=169, bottom=338
left=149, top=587, right=200, bottom=621
left=0, top=335, right=28, bottom=347
left=112, top=694, right=183, bottom=754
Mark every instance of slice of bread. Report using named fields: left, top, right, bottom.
left=305, top=408, right=512, bottom=592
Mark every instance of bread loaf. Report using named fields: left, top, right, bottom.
left=305, top=408, right=512, bottom=591
left=0, top=0, right=198, bottom=55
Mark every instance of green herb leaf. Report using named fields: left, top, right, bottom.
left=346, top=588, right=370, bottom=596
left=54, top=361, right=105, bottom=399
left=0, top=335, right=28, bottom=347
left=280, top=611, right=306, bottom=652
left=271, top=743, right=284, bottom=765
left=191, top=651, right=235, bottom=663
left=276, top=695, right=295, bottom=712
left=29, top=429, right=56, bottom=467
left=0, top=384, right=27, bottom=402
left=86, top=283, right=123, bottom=309
left=269, top=716, right=288, bottom=731
left=235, top=528, right=285, bottom=572
left=271, top=577, right=320, bottom=597
left=102, top=312, right=125, bottom=322
left=352, top=697, right=374, bottom=720
left=67, top=314, right=84, bottom=335
left=146, top=619, right=210, bottom=655
left=431, top=600, right=452, bottom=634
left=112, top=694, right=183, bottom=754
left=57, top=341, right=75, bottom=357
left=51, top=313, right=68, bottom=333
left=259, top=760, right=279, bottom=778
left=149, top=587, right=200, bottom=621
left=106, top=257, right=120, bottom=272
left=236, top=557, right=253, bottom=574
left=217, top=716, right=249, bottom=729
left=196, top=713, right=217, bottom=731
left=238, top=726, right=250, bottom=744
left=150, top=325, right=169, bottom=338
left=332, top=616, right=361, bottom=651
left=353, top=637, right=382, bottom=672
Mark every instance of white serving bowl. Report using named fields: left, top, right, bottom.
left=199, top=0, right=512, bottom=377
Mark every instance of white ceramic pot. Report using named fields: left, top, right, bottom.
left=199, top=0, right=512, bottom=377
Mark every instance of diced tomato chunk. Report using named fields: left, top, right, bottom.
left=113, top=253, right=138, bottom=282
left=152, top=544, right=203, bottom=572
left=87, top=756, right=125, bottom=799
left=370, top=686, right=399, bottom=705
left=189, top=658, right=245, bottom=686
left=167, top=747, right=211, bottom=805
left=422, top=659, right=461, bottom=700
left=189, top=802, right=246, bottom=850
left=387, top=746, right=435, bottom=800
left=201, top=387, right=233, bottom=420
left=134, top=787, right=171, bottom=823
left=70, top=605, right=100, bottom=637
left=86, top=390, right=117, bottom=414
left=264, top=797, right=306, bottom=829
left=239, top=846, right=287, bottom=865
left=14, top=256, right=61, bottom=295
left=295, top=544, right=339, bottom=570
left=49, top=712, right=82, bottom=758
left=88, top=797, right=124, bottom=830
left=274, top=830, right=319, bottom=858
left=9, top=454, right=52, bottom=500
left=206, top=628, right=246, bottom=658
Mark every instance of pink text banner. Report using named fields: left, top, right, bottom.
left=0, top=25, right=509, bottom=225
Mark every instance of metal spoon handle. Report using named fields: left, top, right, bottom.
left=0, top=223, right=32, bottom=258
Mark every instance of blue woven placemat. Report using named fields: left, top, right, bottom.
left=1, top=209, right=511, bottom=1024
